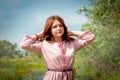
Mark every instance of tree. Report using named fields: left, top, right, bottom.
left=0, top=40, right=22, bottom=58
left=75, top=0, right=120, bottom=80
left=78, top=0, right=120, bottom=27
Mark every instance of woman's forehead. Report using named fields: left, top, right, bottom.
left=52, top=20, right=62, bottom=26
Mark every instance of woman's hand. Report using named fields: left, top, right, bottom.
left=67, top=30, right=73, bottom=36
left=37, top=31, right=43, bottom=38
left=32, top=31, right=43, bottom=40
left=67, top=30, right=83, bottom=37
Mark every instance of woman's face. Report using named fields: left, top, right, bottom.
left=51, top=20, right=64, bottom=38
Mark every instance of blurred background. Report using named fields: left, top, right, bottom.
left=0, top=0, right=120, bottom=80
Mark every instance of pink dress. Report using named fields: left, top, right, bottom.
left=20, top=30, right=95, bottom=80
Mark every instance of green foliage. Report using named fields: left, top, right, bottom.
left=0, top=58, right=28, bottom=80
left=78, top=0, right=120, bottom=27
left=74, top=24, right=120, bottom=80
left=0, top=55, right=45, bottom=80
left=75, top=0, right=120, bottom=80
left=81, top=21, right=119, bottom=79
left=0, top=40, right=22, bottom=58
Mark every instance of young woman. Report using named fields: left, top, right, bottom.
left=20, top=15, right=95, bottom=80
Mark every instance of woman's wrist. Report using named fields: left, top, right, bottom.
left=34, top=34, right=39, bottom=40
left=31, top=34, right=39, bottom=41
left=68, top=30, right=81, bottom=37
left=37, top=31, right=43, bottom=38
left=32, top=31, right=43, bottom=40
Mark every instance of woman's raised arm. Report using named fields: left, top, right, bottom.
left=20, top=31, right=43, bottom=53
left=68, top=30, right=95, bottom=51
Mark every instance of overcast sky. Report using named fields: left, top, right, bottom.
left=0, top=0, right=89, bottom=47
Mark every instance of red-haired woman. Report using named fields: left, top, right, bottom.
left=20, top=15, right=95, bottom=80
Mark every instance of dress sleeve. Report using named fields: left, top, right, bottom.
left=73, top=30, right=95, bottom=51
left=20, top=35, right=42, bottom=53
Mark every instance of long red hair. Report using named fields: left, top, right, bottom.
left=40, top=15, right=74, bottom=42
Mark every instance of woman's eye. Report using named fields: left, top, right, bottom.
left=59, top=24, right=63, bottom=27
left=53, top=26, right=57, bottom=28
left=52, top=24, right=63, bottom=28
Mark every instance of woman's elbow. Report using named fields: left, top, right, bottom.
left=20, top=42, right=28, bottom=50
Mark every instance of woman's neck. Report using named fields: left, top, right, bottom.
left=53, top=37, right=62, bottom=42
